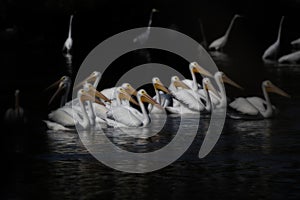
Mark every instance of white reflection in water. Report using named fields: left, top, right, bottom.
left=63, top=52, right=73, bottom=75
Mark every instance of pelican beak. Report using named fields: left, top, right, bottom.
left=118, top=91, right=139, bottom=106
left=222, top=74, right=243, bottom=90
left=141, top=92, right=163, bottom=110
left=87, top=86, right=111, bottom=103
left=46, top=76, right=68, bottom=91
left=174, top=80, right=190, bottom=89
left=48, top=82, right=65, bottom=105
left=205, top=81, right=221, bottom=98
left=80, top=91, right=104, bottom=105
left=192, top=62, right=213, bottom=77
left=266, top=83, right=291, bottom=98
left=124, top=85, right=138, bottom=96
left=154, top=81, right=170, bottom=94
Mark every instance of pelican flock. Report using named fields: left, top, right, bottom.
left=41, top=10, right=292, bottom=133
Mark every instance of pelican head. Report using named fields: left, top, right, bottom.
left=15, top=89, right=20, bottom=96
left=152, top=77, right=170, bottom=94
left=121, top=83, right=138, bottom=96
left=117, top=87, right=139, bottom=106
left=171, top=76, right=190, bottom=89
left=48, top=80, right=69, bottom=105
left=78, top=89, right=105, bottom=105
left=203, top=78, right=220, bottom=98
left=215, top=71, right=243, bottom=89
left=46, top=75, right=70, bottom=90
left=263, top=80, right=290, bottom=98
left=189, top=62, right=213, bottom=77
left=84, top=83, right=111, bottom=103
left=75, top=71, right=101, bottom=88
left=138, top=89, right=163, bottom=109
left=152, top=8, right=159, bottom=13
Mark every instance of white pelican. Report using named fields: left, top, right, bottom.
left=62, top=14, right=73, bottom=53
left=229, top=80, right=290, bottom=118
left=106, top=88, right=161, bottom=127
left=46, top=83, right=109, bottom=129
left=4, top=89, right=26, bottom=124
left=210, top=71, right=243, bottom=109
left=100, top=83, right=137, bottom=102
left=262, top=16, right=285, bottom=61
left=181, top=62, right=213, bottom=92
left=278, top=50, right=300, bottom=64
left=73, top=89, right=104, bottom=129
left=209, top=14, right=242, bottom=51
left=133, top=8, right=158, bottom=45
left=148, top=77, right=171, bottom=114
left=69, top=71, right=102, bottom=106
left=166, top=76, right=207, bottom=114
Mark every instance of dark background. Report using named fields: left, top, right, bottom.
left=1, top=0, right=300, bottom=117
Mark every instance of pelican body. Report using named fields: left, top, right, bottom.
left=229, top=80, right=290, bottom=119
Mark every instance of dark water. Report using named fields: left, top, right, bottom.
left=1, top=3, right=300, bottom=199
left=2, top=50, right=300, bottom=199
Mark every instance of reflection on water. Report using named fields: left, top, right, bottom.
left=63, top=52, right=73, bottom=76
left=6, top=112, right=299, bottom=199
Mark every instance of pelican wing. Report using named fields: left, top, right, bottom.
left=229, top=97, right=259, bottom=115
left=48, top=107, right=76, bottom=126
left=171, top=89, right=204, bottom=111
left=101, top=87, right=116, bottom=100
left=182, top=79, right=202, bottom=89
left=246, top=97, right=266, bottom=113
left=107, top=106, right=142, bottom=127
left=92, top=103, right=108, bottom=119
left=43, top=120, right=73, bottom=131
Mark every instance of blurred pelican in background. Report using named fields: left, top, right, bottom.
left=291, top=37, right=300, bottom=49
left=62, top=14, right=74, bottom=53
left=229, top=80, right=290, bottom=119
left=262, top=16, right=285, bottom=61
left=278, top=50, right=300, bottom=64
left=209, top=14, right=242, bottom=51
left=4, top=89, right=26, bottom=124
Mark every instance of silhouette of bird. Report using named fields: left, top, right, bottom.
left=62, top=15, right=74, bottom=53
left=209, top=14, right=242, bottom=51
left=4, top=90, right=26, bottom=124
left=262, top=16, right=285, bottom=61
